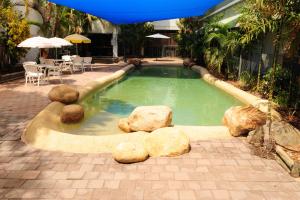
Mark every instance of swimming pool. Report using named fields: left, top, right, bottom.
left=65, top=66, right=242, bottom=135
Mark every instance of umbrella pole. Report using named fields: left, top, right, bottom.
left=76, top=44, right=78, bottom=55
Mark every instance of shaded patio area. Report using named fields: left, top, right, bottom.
left=0, top=63, right=300, bottom=199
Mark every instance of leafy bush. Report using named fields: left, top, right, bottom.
left=259, top=65, right=299, bottom=107
left=0, top=5, right=30, bottom=66
left=239, top=70, right=257, bottom=90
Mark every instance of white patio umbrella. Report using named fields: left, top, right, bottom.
left=49, top=37, right=73, bottom=58
left=146, top=33, right=170, bottom=39
left=18, top=36, right=58, bottom=58
left=146, top=33, right=170, bottom=59
left=18, top=36, right=57, bottom=48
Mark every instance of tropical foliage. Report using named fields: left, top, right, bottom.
left=176, top=18, right=204, bottom=58
left=176, top=17, right=241, bottom=75
left=239, top=0, right=300, bottom=55
left=36, top=0, right=102, bottom=37
left=202, top=22, right=241, bottom=74
left=119, top=23, right=154, bottom=57
left=0, top=1, right=30, bottom=66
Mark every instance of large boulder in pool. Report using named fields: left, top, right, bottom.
left=145, top=127, right=190, bottom=157
left=61, top=104, right=84, bottom=123
left=127, top=106, right=172, bottom=132
left=48, top=85, right=79, bottom=104
left=113, top=142, right=149, bottom=164
left=222, top=106, right=267, bottom=137
left=248, top=120, right=300, bottom=152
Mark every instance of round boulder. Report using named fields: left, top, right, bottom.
left=183, top=58, right=195, bottom=68
left=128, top=106, right=172, bottom=132
left=127, top=58, right=142, bottom=67
left=222, top=106, right=267, bottom=137
left=145, top=127, right=190, bottom=157
left=48, top=85, right=79, bottom=104
left=118, top=118, right=131, bottom=133
left=113, top=142, right=149, bottom=164
left=61, top=104, right=84, bottom=124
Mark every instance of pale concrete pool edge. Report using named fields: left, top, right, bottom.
left=22, top=63, right=242, bottom=154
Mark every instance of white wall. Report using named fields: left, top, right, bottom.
left=152, top=19, right=179, bottom=31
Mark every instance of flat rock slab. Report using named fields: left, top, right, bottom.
left=249, top=120, right=300, bottom=152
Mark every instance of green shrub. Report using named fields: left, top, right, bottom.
left=259, top=65, right=299, bottom=107
left=239, top=70, right=256, bottom=90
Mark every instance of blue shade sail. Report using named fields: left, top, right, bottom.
left=49, top=0, right=223, bottom=24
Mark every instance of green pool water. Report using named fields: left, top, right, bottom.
left=67, top=66, right=242, bottom=135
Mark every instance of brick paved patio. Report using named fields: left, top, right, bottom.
left=0, top=64, right=300, bottom=199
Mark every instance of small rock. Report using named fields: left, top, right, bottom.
left=118, top=118, right=131, bottom=133
left=247, top=126, right=265, bottom=146
left=128, top=106, right=172, bottom=132
left=145, top=127, right=190, bottom=157
left=61, top=104, right=84, bottom=123
left=223, top=106, right=267, bottom=137
left=127, top=58, right=142, bottom=67
left=183, top=58, right=195, bottom=67
left=48, top=84, right=79, bottom=104
left=113, top=142, right=149, bottom=164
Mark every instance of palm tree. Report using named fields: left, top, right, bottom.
left=203, top=22, right=241, bottom=75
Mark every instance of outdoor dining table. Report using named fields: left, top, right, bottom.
left=37, top=64, right=61, bottom=81
left=53, top=59, right=64, bottom=66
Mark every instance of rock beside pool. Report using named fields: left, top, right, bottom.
left=48, top=85, right=79, bottom=104
left=249, top=120, right=300, bottom=152
left=145, top=127, right=190, bottom=157
left=183, top=58, right=195, bottom=67
left=113, top=142, right=149, bottom=164
left=223, top=106, right=267, bottom=137
left=128, top=106, right=172, bottom=132
left=61, top=104, right=84, bottom=123
left=118, top=118, right=131, bottom=133
left=127, top=58, right=142, bottom=67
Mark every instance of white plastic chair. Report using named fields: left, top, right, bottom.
left=83, top=57, right=93, bottom=71
left=62, top=55, right=71, bottom=62
left=47, top=64, right=63, bottom=83
left=72, top=56, right=84, bottom=72
left=23, top=64, right=45, bottom=86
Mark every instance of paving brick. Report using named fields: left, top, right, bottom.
left=179, top=190, right=196, bottom=200
left=87, top=180, right=104, bottom=189
left=58, top=189, right=76, bottom=199
left=212, top=189, right=231, bottom=200
left=103, top=180, right=120, bottom=189
left=72, top=180, right=88, bottom=188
